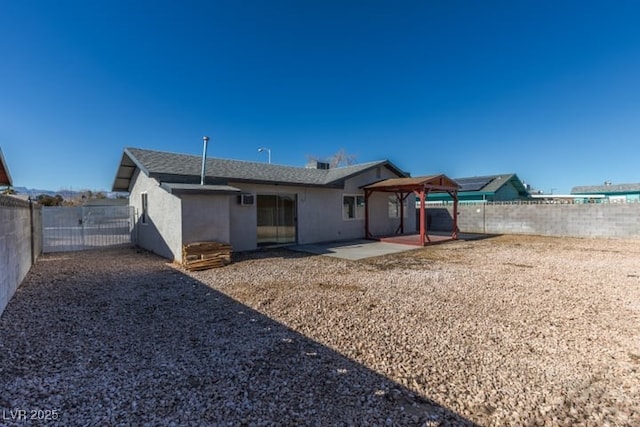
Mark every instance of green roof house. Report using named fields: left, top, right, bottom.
left=571, top=182, right=640, bottom=202
left=425, top=173, right=529, bottom=203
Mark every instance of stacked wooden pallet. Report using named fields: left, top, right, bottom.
left=182, top=241, right=232, bottom=271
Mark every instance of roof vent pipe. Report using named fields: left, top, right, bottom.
left=200, top=136, right=210, bottom=185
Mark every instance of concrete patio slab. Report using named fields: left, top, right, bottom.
left=289, top=239, right=421, bottom=260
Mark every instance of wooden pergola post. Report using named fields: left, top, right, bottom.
left=398, top=192, right=404, bottom=234
left=394, top=192, right=411, bottom=235
left=364, top=189, right=372, bottom=239
left=452, top=191, right=459, bottom=240
left=417, top=187, right=426, bottom=246
left=362, top=174, right=460, bottom=246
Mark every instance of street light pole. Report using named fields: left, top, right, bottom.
left=258, top=147, right=271, bottom=164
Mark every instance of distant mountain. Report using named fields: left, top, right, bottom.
left=12, top=187, right=127, bottom=199
left=13, top=187, right=74, bottom=198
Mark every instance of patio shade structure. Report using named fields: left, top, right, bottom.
left=362, top=175, right=460, bottom=246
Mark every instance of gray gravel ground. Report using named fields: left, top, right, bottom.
left=1, top=235, right=639, bottom=426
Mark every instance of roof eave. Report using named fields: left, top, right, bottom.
left=111, top=148, right=150, bottom=192
left=150, top=173, right=341, bottom=189
left=160, top=183, right=243, bottom=195
left=326, top=160, right=409, bottom=186
left=0, top=148, right=13, bottom=187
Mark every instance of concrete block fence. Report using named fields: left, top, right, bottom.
left=426, top=202, right=640, bottom=238
left=0, top=195, right=41, bottom=316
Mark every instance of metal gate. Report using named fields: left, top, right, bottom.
left=42, top=205, right=135, bottom=253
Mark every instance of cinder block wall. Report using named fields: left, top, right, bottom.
left=0, top=195, right=41, bottom=316
left=427, top=202, right=640, bottom=238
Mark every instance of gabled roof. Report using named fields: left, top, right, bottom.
left=112, top=147, right=407, bottom=192
left=571, top=183, right=640, bottom=194
left=363, top=175, right=459, bottom=193
left=0, top=148, right=13, bottom=187
left=455, top=173, right=527, bottom=195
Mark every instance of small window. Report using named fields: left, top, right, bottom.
left=388, top=196, right=408, bottom=218
left=238, top=194, right=255, bottom=206
left=343, top=195, right=365, bottom=220
left=141, top=193, right=148, bottom=224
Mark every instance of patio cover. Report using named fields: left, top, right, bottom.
left=362, top=174, right=460, bottom=246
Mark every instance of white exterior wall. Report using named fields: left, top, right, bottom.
left=298, top=186, right=355, bottom=243
left=181, top=195, right=231, bottom=246
left=230, top=183, right=333, bottom=248
left=227, top=165, right=415, bottom=250
left=229, top=193, right=257, bottom=252
left=130, top=170, right=183, bottom=261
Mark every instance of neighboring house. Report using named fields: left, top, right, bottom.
left=0, top=147, right=13, bottom=189
left=112, top=147, right=417, bottom=261
left=83, top=198, right=129, bottom=207
left=571, top=182, right=640, bottom=203
left=425, top=173, right=530, bottom=203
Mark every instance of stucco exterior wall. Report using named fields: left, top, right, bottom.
left=181, top=195, right=231, bottom=246
left=294, top=186, right=347, bottom=244
left=130, top=170, right=183, bottom=260
left=228, top=165, right=413, bottom=249
left=229, top=183, right=352, bottom=246
left=229, top=193, right=257, bottom=252
left=127, top=163, right=412, bottom=255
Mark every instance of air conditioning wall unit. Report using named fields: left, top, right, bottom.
left=238, top=193, right=255, bottom=206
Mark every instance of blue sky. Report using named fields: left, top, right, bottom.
left=2, top=1, right=639, bottom=194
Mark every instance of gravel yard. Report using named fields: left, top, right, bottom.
left=1, top=235, right=639, bottom=426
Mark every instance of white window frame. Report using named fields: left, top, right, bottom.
left=343, top=194, right=365, bottom=220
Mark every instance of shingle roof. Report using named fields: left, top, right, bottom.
left=113, top=147, right=406, bottom=192
left=454, top=173, right=526, bottom=194
left=363, top=175, right=459, bottom=192
left=571, top=183, right=640, bottom=194
left=0, top=148, right=12, bottom=187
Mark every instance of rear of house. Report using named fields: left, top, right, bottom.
left=113, top=148, right=416, bottom=261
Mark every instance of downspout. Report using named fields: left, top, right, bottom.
left=364, top=189, right=372, bottom=239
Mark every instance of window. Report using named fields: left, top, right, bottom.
left=141, top=193, right=148, bottom=224
left=388, top=196, right=408, bottom=218
left=343, top=195, right=365, bottom=220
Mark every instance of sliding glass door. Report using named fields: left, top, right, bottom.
left=257, top=194, right=297, bottom=246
